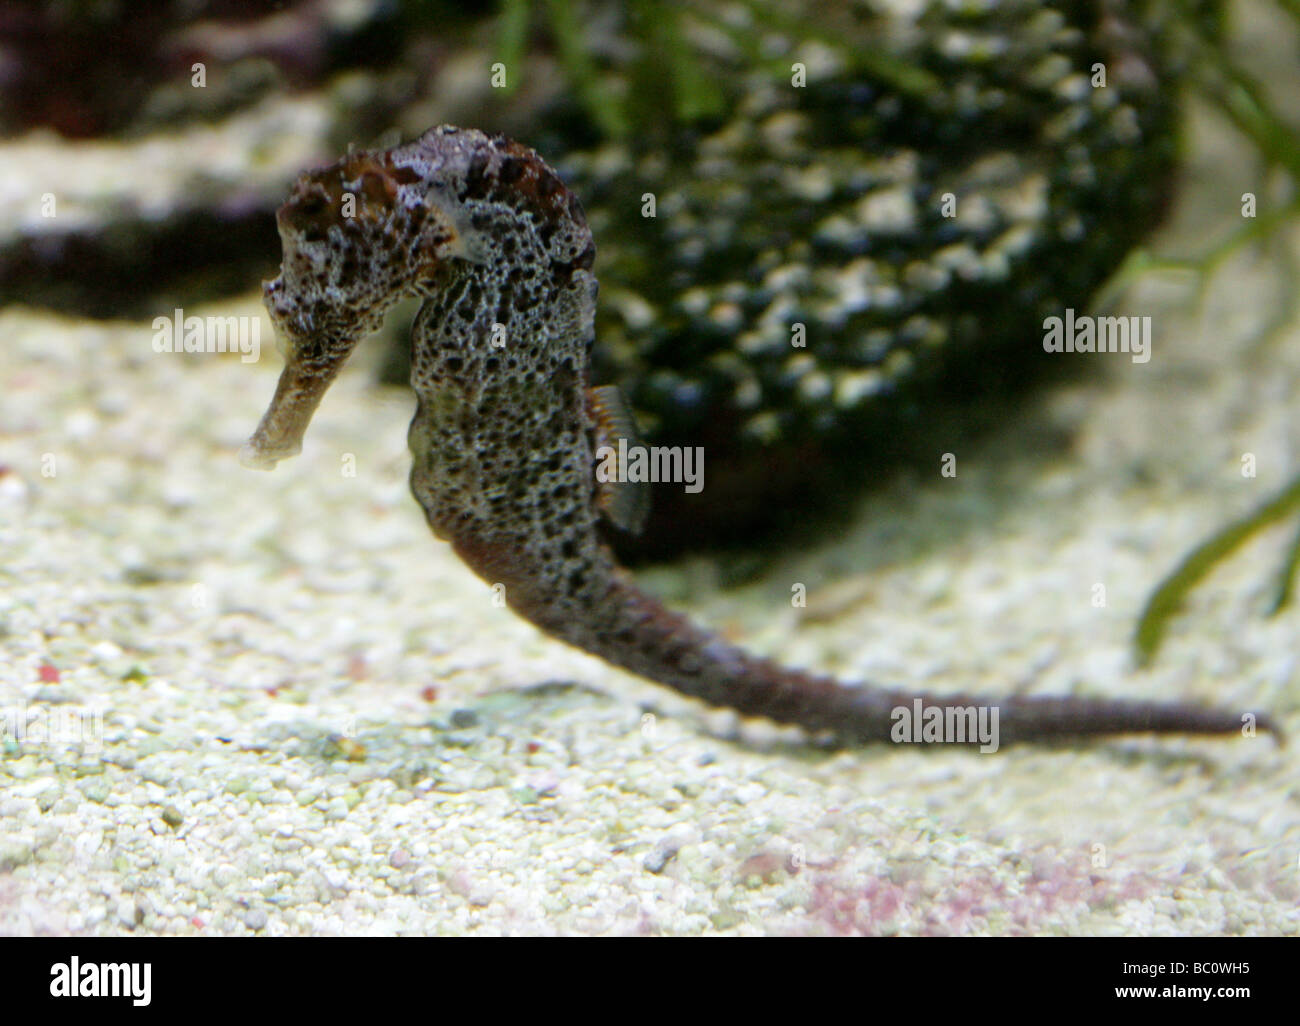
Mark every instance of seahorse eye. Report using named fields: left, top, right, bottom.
left=498, top=156, right=524, bottom=185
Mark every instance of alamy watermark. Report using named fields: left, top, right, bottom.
left=1043, top=308, right=1151, bottom=364
left=890, top=699, right=1000, bottom=753
left=151, top=308, right=261, bottom=363
left=594, top=438, right=704, bottom=493
left=50, top=957, right=150, bottom=1006
left=2, top=701, right=104, bottom=752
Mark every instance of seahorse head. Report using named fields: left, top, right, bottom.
left=263, top=151, right=454, bottom=352
left=244, top=126, right=596, bottom=470
left=264, top=126, right=593, bottom=349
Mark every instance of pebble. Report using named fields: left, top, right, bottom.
left=643, top=836, right=685, bottom=874
left=116, top=897, right=138, bottom=929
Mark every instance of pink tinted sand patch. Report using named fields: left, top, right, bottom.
left=798, top=847, right=1158, bottom=936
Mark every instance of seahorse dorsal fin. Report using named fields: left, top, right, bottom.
left=588, top=385, right=651, bottom=535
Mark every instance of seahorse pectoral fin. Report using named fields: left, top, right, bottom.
left=588, top=384, right=651, bottom=535
left=240, top=346, right=354, bottom=470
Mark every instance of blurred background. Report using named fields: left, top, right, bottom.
left=1, top=0, right=1298, bottom=560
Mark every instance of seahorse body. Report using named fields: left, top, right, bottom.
left=243, top=125, right=1274, bottom=748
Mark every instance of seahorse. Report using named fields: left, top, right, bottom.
left=241, top=126, right=1275, bottom=748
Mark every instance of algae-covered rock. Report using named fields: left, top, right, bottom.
left=518, top=0, right=1189, bottom=553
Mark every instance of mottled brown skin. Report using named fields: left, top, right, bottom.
left=243, top=125, right=1275, bottom=748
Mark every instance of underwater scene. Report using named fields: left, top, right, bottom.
left=1, top=0, right=1298, bottom=939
